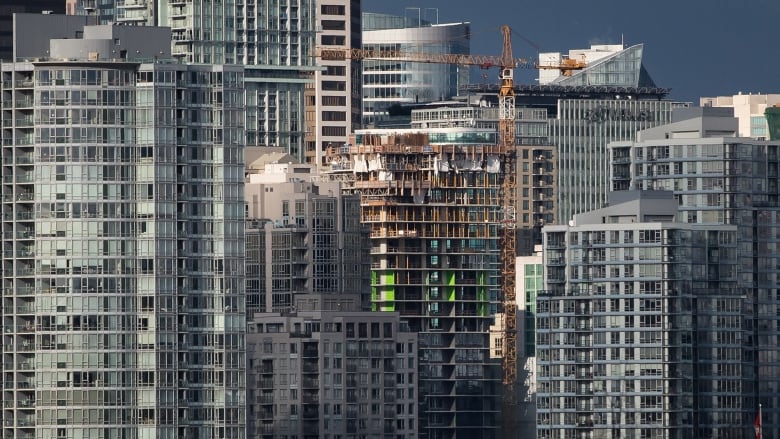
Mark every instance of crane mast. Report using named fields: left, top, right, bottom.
left=498, top=24, right=519, bottom=439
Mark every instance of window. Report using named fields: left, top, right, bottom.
left=322, top=111, right=346, bottom=122
left=322, top=81, right=346, bottom=92
left=321, top=4, right=346, bottom=15
left=322, top=126, right=346, bottom=137
left=321, top=20, right=346, bottom=31
left=322, top=96, right=346, bottom=106
left=321, top=35, right=346, bottom=46
left=324, top=65, right=346, bottom=76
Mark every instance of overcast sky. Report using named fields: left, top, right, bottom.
left=363, top=0, right=780, bottom=103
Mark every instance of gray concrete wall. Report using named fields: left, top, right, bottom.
left=14, top=14, right=171, bottom=62
left=84, top=25, right=172, bottom=60
left=49, top=39, right=113, bottom=60
left=13, top=13, right=89, bottom=60
left=50, top=25, right=171, bottom=61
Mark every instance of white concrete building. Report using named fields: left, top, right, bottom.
left=700, top=92, right=780, bottom=139
left=538, top=44, right=624, bottom=85
left=311, top=0, right=362, bottom=167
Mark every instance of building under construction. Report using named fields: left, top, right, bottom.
left=327, top=128, right=508, bottom=438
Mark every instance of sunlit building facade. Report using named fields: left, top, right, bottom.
left=1, top=18, right=245, bottom=439
left=700, top=93, right=780, bottom=140
left=69, top=0, right=321, bottom=160
left=244, top=162, right=370, bottom=316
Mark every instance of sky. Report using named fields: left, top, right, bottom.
left=362, top=0, right=780, bottom=103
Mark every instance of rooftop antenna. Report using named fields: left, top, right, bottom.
left=424, top=8, right=439, bottom=25
left=404, top=7, right=421, bottom=27
left=621, top=33, right=624, bottom=48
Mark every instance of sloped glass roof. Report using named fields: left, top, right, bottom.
left=551, top=44, right=657, bottom=88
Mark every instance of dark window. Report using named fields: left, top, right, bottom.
left=321, top=20, right=345, bottom=31
left=321, top=5, right=346, bottom=15
left=321, top=35, right=346, bottom=46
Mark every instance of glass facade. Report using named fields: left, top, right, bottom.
left=611, top=137, right=780, bottom=436
left=540, top=222, right=738, bottom=438
left=361, top=13, right=470, bottom=125
left=71, top=0, right=320, bottom=161
left=550, top=99, right=675, bottom=223
left=549, top=44, right=657, bottom=88
left=516, top=255, right=543, bottom=439
left=1, top=61, right=246, bottom=438
left=751, top=115, right=768, bottom=138
left=520, top=262, right=542, bottom=359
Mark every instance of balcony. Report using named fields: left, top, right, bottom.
left=16, top=417, right=35, bottom=427
left=15, top=98, right=33, bottom=108
left=302, top=406, right=319, bottom=419
left=16, top=304, right=35, bottom=314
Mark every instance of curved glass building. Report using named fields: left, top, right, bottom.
left=362, top=12, right=470, bottom=126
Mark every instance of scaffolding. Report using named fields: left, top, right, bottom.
left=328, top=131, right=509, bottom=437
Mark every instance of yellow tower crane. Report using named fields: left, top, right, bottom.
left=495, top=24, right=520, bottom=439
left=314, top=28, right=585, bottom=438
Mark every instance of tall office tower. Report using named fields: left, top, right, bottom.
left=162, top=0, right=321, bottom=161
left=1, top=16, right=245, bottom=438
left=246, top=296, right=419, bottom=438
left=244, top=161, right=370, bottom=317
left=360, top=12, right=470, bottom=126
left=327, top=129, right=504, bottom=439
left=309, top=0, right=362, bottom=167
left=538, top=191, right=739, bottom=438
left=609, top=107, right=780, bottom=437
left=701, top=93, right=780, bottom=139
left=551, top=94, right=677, bottom=224
left=547, top=44, right=677, bottom=224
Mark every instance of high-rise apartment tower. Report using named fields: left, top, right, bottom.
left=608, top=107, right=780, bottom=437
left=1, top=16, right=246, bottom=439
left=538, top=191, right=739, bottom=438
